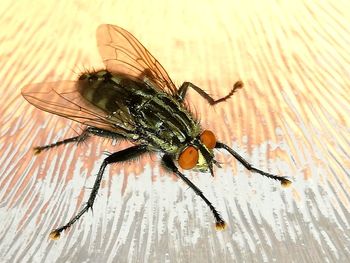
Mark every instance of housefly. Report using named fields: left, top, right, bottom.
left=22, top=24, right=291, bottom=240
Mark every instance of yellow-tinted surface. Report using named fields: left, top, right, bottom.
left=0, top=0, right=349, bottom=262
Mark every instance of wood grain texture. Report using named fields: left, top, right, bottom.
left=0, top=0, right=349, bottom=262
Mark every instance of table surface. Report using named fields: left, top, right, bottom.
left=0, top=1, right=349, bottom=262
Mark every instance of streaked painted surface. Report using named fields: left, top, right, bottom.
left=0, top=0, right=349, bottom=262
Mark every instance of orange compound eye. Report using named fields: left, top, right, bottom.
left=200, top=130, right=216, bottom=149
left=178, top=146, right=199, bottom=170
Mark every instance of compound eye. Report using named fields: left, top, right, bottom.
left=178, top=146, right=199, bottom=170
left=200, top=130, right=216, bottom=149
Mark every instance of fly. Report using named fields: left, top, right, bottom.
left=22, top=24, right=292, bottom=240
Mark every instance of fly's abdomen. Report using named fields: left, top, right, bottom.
left=78, top=70, right=128, bottom=113
left=76, top=70, right=142, bottom=135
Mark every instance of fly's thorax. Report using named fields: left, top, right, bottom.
left=131, top=90, right=201, bottom=154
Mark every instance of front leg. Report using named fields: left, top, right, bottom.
left=176, top=81, right=243, bottom=104
left=162, top=154, right=226, bottom=230
left=215, top=142, right=292, bottom=187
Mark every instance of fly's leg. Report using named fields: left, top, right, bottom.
left=49, top=145, right=148, bottom=240
left=215, top=142, right=292, bottom=187
left=176, top=81, right=243, bottom=104
left=34, top=127, right=122, bottom=154
left=162, top=155, right=226, bottom=230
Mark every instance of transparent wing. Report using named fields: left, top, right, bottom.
left=21, top=81, right=135, bottom=134
left=96, top=24, right=178, bottom=95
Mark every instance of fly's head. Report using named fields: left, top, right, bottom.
left=177, top=130, right=219, bottom=175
